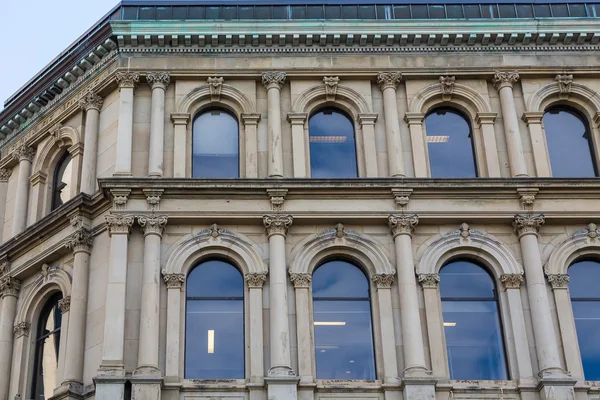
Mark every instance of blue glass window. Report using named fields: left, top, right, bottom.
left=425, top=108, right=478, bottom=178
left=543, top=107, right=597, bottom=178
left=440, top=260, right=508, bottom=380
left=192, top=109, right=239, bottom=178
left=32, top=293, right=63, bottom=400
left=568, top=259, right=600, bottom=380
left=312, top=260, right=376, bottom=379
left=185, top=260, right=244, bottom=379
left=308, top=108, right=358, bottom=178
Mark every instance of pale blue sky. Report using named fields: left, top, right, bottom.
left=0, top=0, right=119, bottom=109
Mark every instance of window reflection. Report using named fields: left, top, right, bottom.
left=52, top=153, right=74, bottom=210
left=308, top=108, right=358, bottom=178
left=440, top=260, right=508, bottom=380
left=185, top=260, right=244, bottom=379
left=192, top=109, right=239, bottom=178
left=32, top=293, right=62, bottom=400
left=543, top=107, right=597, bottom=177
left=425, top=108, right=477, bottom=178
left=312, top=260, right=376, bottom=380
left=568, top=259, right=600, bottom=380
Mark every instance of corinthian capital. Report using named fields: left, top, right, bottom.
left=12, top=145, right=35, bottom=163
left=263, top=214, right=293, bottom=237
left=513, top=214, right=545, bottom=238
left=79, top=89, right=104, bottom=111
left=116, top=71, right=140, bottom=89
left=493, top=70, right=520, bottom=90
left=245, top=272, right=268, bottom=288
left=162, top=270, right=185, bottom=289
left=262, top=72, right=286, bottom=90
left=0, top=276, right=21, bottom=298
left=65, top=228, right=93, bottom=254
left=147, top=72, right=171, bottom=90
left=500, top=274, right=524, bottom=290
left=13, top=322, right=31, bottom=338
left=289, top=272, right=311, bottom=288
left=377, top=72, right=402, bottom=91
left=0, top=169, right=12, bottom=182
left=372, top=272, right=396, bottom=289
left=389, top=214, right=419, bottom=237
left=58, top=296, right=71, bottom=313
left=547, top=274, right=570, bottom=289
left=137, top=214, right=168, bottom=237
left=105, top=214, right=135, bottom=236
left=418, top=273, right=440, bottom=289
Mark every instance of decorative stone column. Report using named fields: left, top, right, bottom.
left=114, top=72, right=140, bottom=176
left=79, top=89, right=103, bottom=194
left=522, top=112, right=552, bottom=177
left=241, top=113, right=261, bottom=178
left=493, top=71, right=528, bottom=177
left=287, top=113, right=308, bottom=178
left=9, top=321, right=31, bottom=399
left=404, top=113, right=429, bottom=177
left=262, top=72, right=286, bottom=178
left=163, top=272, right=185, bottom=381
left=377, top=72, right=405, bottom=177
left=289, top=273, right=313, bottom=384
left=475, top=113, right=502, bottom=177
left=11, top=145, right=35, bottom=236
left=418, top=273, right=449, bottom=380
left=171, top=113, right=190, bottom=178
left=147, top=72, right=170, bottom=177
left=245, top=273, right=267, bottom=390
left=513, top=215, right=575, bottom=398
left=357, top=114, right=379, bottom=177
left=0, top=169, right=12, bottom=243
left=0, top=276, right=20, bottom=400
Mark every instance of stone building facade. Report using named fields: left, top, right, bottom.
left=0, top=1, right=599, bottom=399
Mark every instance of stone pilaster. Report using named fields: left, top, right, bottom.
left=147, top=72, right=170, bottom=177
left=262, top=72, right=286, bottom=178
left=0, top=169, right=11, bottom=243
left=79, top=89, right=103, bottom=194
left=11, top=145, right=35, bottom=236
left=377, top=72, right=405, bottom=177
left=114, top=72, right=140, bottom=176
left=0, top=276, right=20, bottom=400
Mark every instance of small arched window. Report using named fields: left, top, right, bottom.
left=185, top=260, right=244, bottom=379
left=425, top=108, right=477, bottom=178
left=568, top=259, right=600, bottom=380
left=52, top=153, right=74, bottom=210
left=192, top=109, right=239, bottom=178
left=31, top=293, right=63, bottom=400
left=440, top=260, right=508, bottom=380
left=543, top=107, right=597, bottom=177
left=308, top=108, right=358, bottom=178
left=312, top=260, right=376, bottom=379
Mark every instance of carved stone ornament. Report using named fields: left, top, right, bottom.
left=147, top=72, right=171, bottom=90
left=268, top=366, right=296, bottom=377
left=459, top=223, right=471, bottom=241
left=418, top=273, right=440, bottom=289
left=105, top=214, right=135, bottom=236
left=263, top=215, right=293, bottom=237
left=0, top=276, right=21, bottom=298
left=493, top=70, right=520, bottom=90
left=518, top=188, right=538, bottom=210
left=267, top=188, right=288, bottom=211
left=0, top=255, right=9, bottom=276
left=79, top=89, right=104, bottom=111
left=334, top=223, right=346, bottom=239
left=389, top=214, right=419, bottom=237
left=65, top=227, right=93, bottom=254
left=392, top=188, right=412, bottom=208
left=207, top=76, right=224, bottom=101
left=137, top=215, right=168, bottom=237
left=439, top=76, right=456, bottom=101
left=12, top=145, right=35, bottom=163
left=547, top=274, right=570, bottom=289
left=262, top=72, right=287, bottom=89
left=245, top=272, right=267, bottom=288
left=500, top=274, right=524, bottom=290
left=513, top=214, right=545, bottom=237
left=146, top=195, right=161, bottom=212
left=377, top=71, right=402, bottom=91
left=323, top=76, right=340, bottom=101
left=0, top=169, right=11, bottom=182
left=115, top=71, right=140, bottom=89
left=58, top=296, right=71, bottom=313
left=555, top=74, right=573, bottom=98
left=289, top=272, right=311, bottom=288
left=162, top=270, right=185, bottom=289
left=586, top=223, right=599, bottom=240
left=209, top=223, right=222, bottom=238
left=13, top=322, right=31, bottom=338
left=372, top=272, right=396, bottom=289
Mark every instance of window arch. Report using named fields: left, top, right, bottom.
left=51, top=153, right=74, bottom=210
left=440, top=260, right=508, bottom=380
left=425, top=108, right=477, bottom=178
left=312, top=260, right=376, bottom=379
left=185, top=259, right=244, bottom=379
left=31, top=293, right=63, bottom=400
left=543, top=106, right=597, bottom=177
left=568, top=259, right=600, bottom=380
left=192, top=109, right=239, bottom=178
left=308, top=108, right=358, bottom=178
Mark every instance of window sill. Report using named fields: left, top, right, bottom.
left=181, top=379, right=248, bottom=390
left=315, top=380, right=383, bottom=391
left=437, top=380, right=518, bottom=392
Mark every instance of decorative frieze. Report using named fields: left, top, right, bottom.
left=261, top=72, right=286, bottom=89
left=0, top=276, right=21, bottom=298
left=372, top=272, right=396, bottom=289
left=162, top=271, right=185, bottom=289
left=147, top=72, right=170, bottom=90
left=13, top=322, right=31, bottom=338
left=289, top=272, right=311, bottom=288
left=439, top=75, right=456, bottom=101
left=547, top=273, right=570, bottom=289
left=389, top=214, right=419, bottom=237
left=79, top=89, right=104, bottom=112
left=323, top=76, right=340, bottom=101
left=208, top=76, right=224, bottom=101
left=418, top=273, right=440, bottom=289
left=513, top=214, right=545, bottom=237
left=555, top=74, right=573, bottom=98
left=500, top=274, right=524, bottom=290
left=493, top=70, right=520, bottom=90
left=105, top=214, right=135, bottom=236
left=377, top=71, right=402, bottom=91
left=263, top=214, right=293, bottom=237
left=115, top=71, right=140, bottom=89
left=245, top=272, right=268, bottom=288
left=0, top=169, right=11, bottom=182
left=58, top=296, right=71, bottom=313
left=65, top=228, right=93, bottom=254
left=12, top=145, right=35, bottom=163
left=137, top=214, right=168, bottom=237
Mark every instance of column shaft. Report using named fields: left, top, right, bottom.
left=163, top=273, right=185, bottom=379
left=0, top=278, right=20, bottom=400
left=377, top=72, right=406, bottom=177
left=374, top=282, right=399, bottom=382
left=269, top=233, right=291, bottom=370
left=359, top=115, right=379, bottom=177
left=246, top=273, right=267, bottom=384
left=262, top=72, right=286, bottom=178
left=523, top=113, right=552, bottom=177
left=171, top=114, right=190, bottom=178
left=148, top=73, right=170, bottom=177
left=0, top=170, right=11, bottom=243
left=114, top=72, right=139, bottom=176
left=80, top=90, right=103, bottom=194
left=405, top=114, right=428, bottom=177
left=290, top=274, right=313, bottom=382
left=12, top=146, right=34, bottom=236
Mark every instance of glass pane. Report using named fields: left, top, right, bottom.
left=33, top=295, right=62, bottom=400
left=173, top=6, right=187, bottom=20
left=464, top=5, right=481, bottom=18
left=572, top=301, right=600, bottom=380
left=569, top=4, right=588, bottom=17
left=139, top=7, right=155, bottom=20
left=516, top=5, right=534, bottom=18
left=425, top=108, right=477, bottom=178
left=358, top=5, right=376, bottom=19
left=498, top=5, right=517, bottom=18
left=412, top=5, right=429, bottom=18
left=393, top=5, right=411, bottom=19
left=122, top=6, right=138, bottom=20
left=222, top=6, right=237, bottom=20
left=53, top=154, right=74, bottom=210
left=291, top=6, right=306, bottom=19
left=185, top=299, right=244, bottom=379
left=534, top=5, right=552, bottom=18
left=551, top=4, right=569, bottom=17
left=440, top=260, right=496, bottom=299
left=376, top=5, right=392, bottom=20
left=325, top=5, right=341, bottom=19
left=255, top=6, right=271, bottom=19
left=307, top=5, right=324, bottom=19
left=189, top=6, right=205, bottom=19
left=342, top=5, right=358, bottom=19
left=156, top=7, right=172, bottom=20
left=309, top=109, right=358, bottom=178
left=206, top=6, right=220, bottom=19
left=187, top=260, right=243, bottom=298
left=430, top=5, right=446, bottom=19
left=442, top=300, right=508, bottom=380
left=272, top=6, right=287, bottom=19
left=543, top=108, right=597, bottom=177
left=569, top=260, right=600, bottom=299
left=192, top=110, right=239, bottom=178
left=314, top=300, right=375, bottom=379
left=313, top=261, right=369, bottom=299
left=447, top=5, right=464, bottom=19
left=238, top=6, right=253, bottom=19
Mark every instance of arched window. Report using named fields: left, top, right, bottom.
left=543, top=106, right=597, bottom=177
left=51, top=153, right=74, bottom=210
left=440, top=260, right=508, bottom=380
left=31, top=293, right=63, bottom=400
left=568, top=259, right=600, bottom=380
left=312, top=260, right=376, bottom=379
left=192, top=109, right=239, bottom=178
left=185, top=259, right=244, bottom=379
left=425, top=108, right=477, bottom=178
left=308, top=108, right=358, bottom=178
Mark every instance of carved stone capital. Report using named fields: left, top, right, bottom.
left=245, top=273, right=267, bottom=288
left=58, top=296, right=71, bottom=313
left=493, top=70, right=520, bottom=90
left=513, top=214, right=545, bottom=238
left=13, top=322, right=31, bottom=338
left=418, top=273, right=440, bottom=289
left=147, top=72, right=171, bottom=90
left=377, top=72, right=402, bottom=91
left=262, top=72, right=286, bottom=90
left=263, top=215, right=293, bottom=237
left=0, top=169, right=12, bottom=182
left=116, top=71, right=140, bottom=89
left=372, top=272, right=395, bottom=289
left=12, top=145, right=35, bottom=163
left=389, top=214, right=419, bottom=237
left=518, top=188, right=538, bottom=210
left=289, top=272, right=311, bottom=288
left=323, top=76, right=340, bottom=101
left=65, top=228, right=93, bottom=254
left=79, top=89, right=104, bottom=111
left=105, top=214, right=134, bottom=236
left=137, top=215, right=168, bottom=237
left=162, top=270, right=185, bottom=289
left=500, top=274, right=524, bottom=290
left=0, top=276, right=21, bottom=298
left=555, top=74, right=573, bottom=98
left=547, top=274, right=570, bottom=289
left=207, top=76, right=224, bottom=101
left=439, top=76, right=456, bottom=101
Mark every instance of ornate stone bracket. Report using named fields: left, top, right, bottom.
left=13, top=322, right=31, bottom=338
left=245, top=272, right=267, bottom=288
left=111, top=189, right=131, bottom=211
left=207, top=76, right=224, bottom=101
left=58, top=296, right=71, bottom=313
left=0, top=276, right=21, bottom=298
left=372, top=272, right=396, bottom=289
left=147, top=72, right=170, bottom=91
left=262, top=72, right=286, bottom=90
left=585, top=223, right=600, bottom=242
left=500, top=274, right=524, bottom=290
left=143, top=189, right=163, bottom=212
left=517, top=188, right=539, bottom=211
left=546, top=273, right=570, bottom=289
left=458, top=222, right=471, bottom=243
left=439, top=75, right=456, bottom=101
left=389, top=214, right=419, bottom=237
left=137, top=215, right=168, bottom=237
left=555, top=74, right=573, bottom=99
left=162, top=270, right=185, bottom=289
left=65, top=227, right=93, bottom=254
left=323, top=76, right=340, bottom=101
left=391, top=188, right=412, bottom=209
left=116, top=71, right=140, bottom=89
left=513, top=214, right=545, bottom=238
left=263, top=214, right=293, bottom=237
left=493, top=70, right=520, bottom=91
left=267, top=188, right=288, bottom=211
left=105, top=214, right=135, bottom=236
left=289, top=272, right=311, bottom=288
left=377, top=71, right=402, bottom=91
left=418, top=273, right=440, bottom=289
